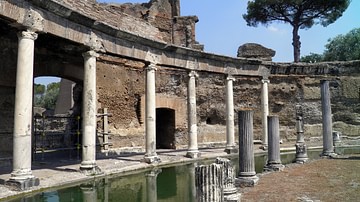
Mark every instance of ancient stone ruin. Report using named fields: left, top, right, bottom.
left=0, top=0, right=359, bottom=190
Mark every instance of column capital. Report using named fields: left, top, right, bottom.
left=261, top=79, right=270, bottom=84
left=188, top=70, right=199, bottom=78
left=83, top=50, right=99, bottom=59
left=18, top=31, right=38, bottom=41
left=145, top=63, right=157, bottom=71
left=226, top=75, right=235, bottom=81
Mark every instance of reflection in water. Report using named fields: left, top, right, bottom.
left=10, top=149, right=325, bottom=202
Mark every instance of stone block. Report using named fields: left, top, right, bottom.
left=5, top=177, right=40, bottom=190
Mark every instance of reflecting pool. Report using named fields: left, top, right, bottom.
left=9, top=148, right=325, bottom=202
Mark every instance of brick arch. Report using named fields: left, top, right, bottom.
left=140, top=94, right=187, bottom=128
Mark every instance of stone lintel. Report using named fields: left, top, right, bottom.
left=235, top=176, right=259, bottom=187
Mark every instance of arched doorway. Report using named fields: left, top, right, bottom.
left=156, top=108, right=175, bottom=149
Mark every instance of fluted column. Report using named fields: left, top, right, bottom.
left=9, top=31, right=39, bottom=189
left=215, top=157, right=240, bottom=201
left=261, top=79, right=270, bottom=149
left=80, top=50, right=100, bottom=173
left=146, top=169, right=161, bottom=202
left=144, top=63, right=160, bottom=163
left=320, top=80, right=335, bottom=157
left=195, top=163, right=223, bottom=202
left=236, top=110, right=259, bottom=187
left=225, top=75, right=238, bottom=154
left=186, top=70, right=200, bottom=158
left=264, top=116, right=284, bottom=171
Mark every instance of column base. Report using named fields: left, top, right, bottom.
left=186, top=150, right=201, bottom=158
left=295, top=157, right=309, bottom=164
left=320, top=152, right=337, bottom=158
left=224, top=147, right=238, bottom=154
left=80, top=165, right=103, bottom=176
left=143, top=155, right=161, bottom=164
left=259, top=144, right=268, bottom=151
left=263, top=163, right=285, bottom=172
left=224, top=192, right=241, bottom=202
left=235, top=176, right=259, bottom=187
left=4, top=177, right=39, bottom=190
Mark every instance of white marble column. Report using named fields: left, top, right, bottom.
left=261, top=79, right=270, bottom=149
left=80, top=50, right=99, bottom=172
left=9, top=31, right=39, bottom=188
left=186, top=70, right=200, bottom=158
left=144, top=63, right=160, bottom=163
left=225, top=75, right=237, bottom=154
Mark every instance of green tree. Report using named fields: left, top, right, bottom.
left=243, top=0, right=350, bottom=62
left=300, top=52, right=324, bottom=63
left=33, top=82, right=60, bottom=110
left=323, top=28, right=360, bottom=61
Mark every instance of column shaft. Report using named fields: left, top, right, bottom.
left=261, top=79, right=270, bottom=148
left=186, top=71, right=200, bottom=158
left=267, top=116, right=281, bottom=164
left=144, top=64, right=160, bottom=163
left=320, top=80, right=334, bottom=156
left=81, top=50, right=99, bottom=170
left=225, top=76, right=237, bottom=154
left=238, top=110, right=256, bottom=177
left=11, top=31, right=38, bottom=181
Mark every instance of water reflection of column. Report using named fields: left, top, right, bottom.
left=81, top=183, right=97, bottom=202
left=189, top=163, right=197, bottom=202
left=215, top=157, right=240, bottom=201
left=320, top=80, right=335, bottom=157
left=103, top=177, right=109, bottom=202
left=146, top=168, right=161, bottom=202
left=195, top=163, right=223, bottom=202
left=264, top=116, right=284, bottom=171
left=236, top=110, right=259, bottom=187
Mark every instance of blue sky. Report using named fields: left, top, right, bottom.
left=98, top=0, right=359, bottom=62
left=36, top=0, right=360, bottom=85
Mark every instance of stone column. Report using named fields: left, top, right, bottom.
left=186, top=70, right=200, bottom=158
left=295, top=104, right=308, bottom=163
left=80, top=50, right=100, bottom=174
left=236, top=110, right=259, bottom=187
left=144, top=63, right=160, bottom=163
left=146, top=169, right=161, bottom=202
left=261, top=79, right=270, bottom=150
left=264, top=116, right=284, bottom=171
left=225, top=75, right=238, bottom=154
left=320, top=80, right=335, bottom=157
left=195, top=163, right=223, bottom=202
left=8, top=31, right=39, bottom=190
left=215, top=157, right=241, bottom=201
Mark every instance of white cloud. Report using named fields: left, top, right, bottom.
left=267, top=25, right=287, bottom=35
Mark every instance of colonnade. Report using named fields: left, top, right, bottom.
left=7, top=28, right=271, bottom=188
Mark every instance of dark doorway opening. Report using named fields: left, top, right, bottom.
left=156, top=108, right=175, bottom=149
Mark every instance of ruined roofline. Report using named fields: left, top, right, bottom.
left=262, top=60, right=360, bottom=77
left=1, top=0, right=265, bottom=77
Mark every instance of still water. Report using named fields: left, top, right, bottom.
left=10, top=149, right=324, bottom=202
